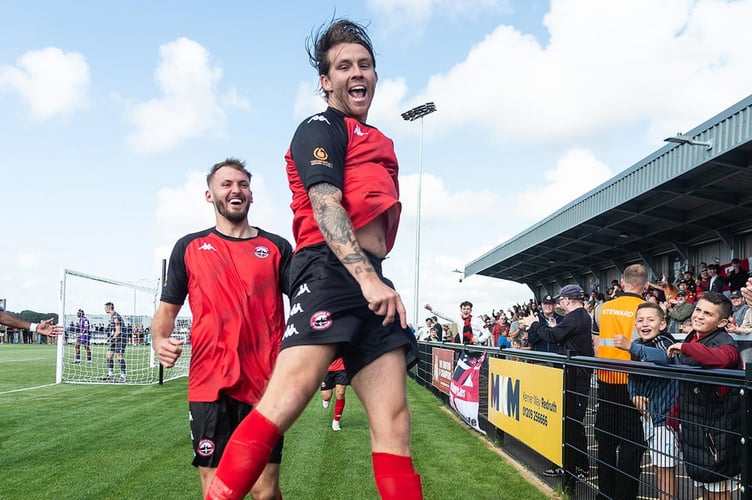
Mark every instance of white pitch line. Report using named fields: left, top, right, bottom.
left=0, top=357, right=48, bottom=363
left=0, top=383, right=57, bottom=395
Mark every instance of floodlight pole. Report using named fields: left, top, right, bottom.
left=401, top=102, right=437, bottom=326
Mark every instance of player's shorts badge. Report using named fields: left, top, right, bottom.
left=310, top=311, right=332, bottom=331
left=254, top=246, right=270, bottom=258
left=197, top=439, right=215, bottom=457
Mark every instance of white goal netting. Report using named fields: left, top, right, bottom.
left=56, top=268, right=191, bottom=385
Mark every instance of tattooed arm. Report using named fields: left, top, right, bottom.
left=309, top=182, right=407, bottom=328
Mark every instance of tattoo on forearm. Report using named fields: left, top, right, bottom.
left=309, top=184, right=375, bottom=274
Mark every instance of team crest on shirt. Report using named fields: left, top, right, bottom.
left=254, top=246, right=270, bottom=258
left=310, top=311, right=332, bottom=330
left=197, top=439, right=215, bottom=457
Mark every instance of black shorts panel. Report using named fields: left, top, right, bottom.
left=320, top=370, right=350, bottom=391
left=108, top=338, right=127, bottom=354
left=189, top=393, right=283, bottom=468
left=283, top=244, right=418, bottom=377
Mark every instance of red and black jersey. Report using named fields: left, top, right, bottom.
left=285, top=106, right=402, bottom=253
left=161, top=227, right=292, bottom=405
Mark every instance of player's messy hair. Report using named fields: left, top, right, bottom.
left=207, top=158, right=252, bottom=186
left=306, top=17, right=375, bottom=99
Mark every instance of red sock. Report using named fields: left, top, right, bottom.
left=372, top=452, right=423, bottom=500
left=205, top=411, right=281, bottom=500
left=334, top=398, right=346, bottom=421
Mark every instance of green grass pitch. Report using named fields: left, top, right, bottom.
left=0, top=344, right=550, bottom=499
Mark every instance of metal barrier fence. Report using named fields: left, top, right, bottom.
left=409, top=341, right=752, bottom=499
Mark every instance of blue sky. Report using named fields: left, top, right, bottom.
left=2, top=0, right=752, bottom=324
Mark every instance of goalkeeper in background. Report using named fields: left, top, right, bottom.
left=151, top=158, right=292, bottom=499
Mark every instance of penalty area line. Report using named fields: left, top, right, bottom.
left=0, top=383, right=57, bottom=395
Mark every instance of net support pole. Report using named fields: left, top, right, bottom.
left=55, top=268, right=67, bottom=384
left=158, top=258, right=167, bottom=385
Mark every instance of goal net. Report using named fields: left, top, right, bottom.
left=56, top=268, right=191, bottom=385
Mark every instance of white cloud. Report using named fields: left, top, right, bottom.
left=404, top=0, right=752, bottom=145
left=126, top=37, right=250, bottom=153
left=0, top=47, right=89, bottom=120
left=17, top=251, right=42, bottom=270
left=509, top=148, right=613, bottom=223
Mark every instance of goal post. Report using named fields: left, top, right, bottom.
left=56, top=268, right=191, bottom=385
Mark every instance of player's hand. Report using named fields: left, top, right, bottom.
left=155, top=336, right=184, bottom=368
left=613, top=334, right=631, bottom=351
left=362, top=279, right=407, bottom=328
left=424, top=303, right=432, bottom=311
left=667, top=342, right=683, bottom=357
left=37, top=318, right=63, bottom=337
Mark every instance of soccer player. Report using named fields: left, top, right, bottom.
left=103, top=301, right=126, bottom=382
left=320, top=357, right=349, bottom=431
left=151, top=158, right=292, bottom=499
left=207, top=18, right=421, bottom=500
left=73, top=309, right=92, bottom=363
left=0, top=310, right=62, bottom=337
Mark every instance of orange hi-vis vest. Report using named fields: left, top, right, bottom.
left=595, top=294, right=643, bottom=384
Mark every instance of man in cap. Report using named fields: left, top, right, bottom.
left=667, top=290, right=694, bottom=333
left=592, top=264, right=649, bottom=500
left=728, top=290, right=748, bottom=327
left=527, top=294, right=562, bottom=353
left=520, top=284, right=593, bottom=483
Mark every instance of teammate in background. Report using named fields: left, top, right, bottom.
left=73, top=309, right=92, bottom=363
left=151, top=158, right=291, bottom=499
left=0, top=309, right=62, bottom=337
left=208, top=19, right=421, bottom=500
left=613, top=302, right=679, bottom=500
left=102, top=302, right=126, bottom=382
left=321, top=357, right=349, bottom=431
left=425, top=301, right=490, bottom=345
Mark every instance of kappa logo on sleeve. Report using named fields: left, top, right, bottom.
left=307, top=114, right=331, bottom=125
left=310, top=311, right=332, bottom=330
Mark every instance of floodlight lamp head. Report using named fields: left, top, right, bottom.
left=663, top=134, right=713, bottom=150
left=401, top=102, right=437, bottom=122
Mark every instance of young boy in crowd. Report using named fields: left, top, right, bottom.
left=613, top=302, right=678, bottom=500
left=620, top=293, right=740, bottom=500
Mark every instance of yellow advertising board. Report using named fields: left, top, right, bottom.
left=487, top=357, right=563, bottom=465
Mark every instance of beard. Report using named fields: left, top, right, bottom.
left=216, top=199, right=250, bottom=223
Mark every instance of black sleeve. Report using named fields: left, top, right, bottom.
left=535, top=314, right=577, bottom=344
left=261, top=230, right=293, bottom=298
left=289, top=110, right=348, bottom=191
left=160, top=236, right=189, bottom=305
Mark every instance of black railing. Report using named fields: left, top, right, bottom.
left=410, top=341, right=751, bottom=499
